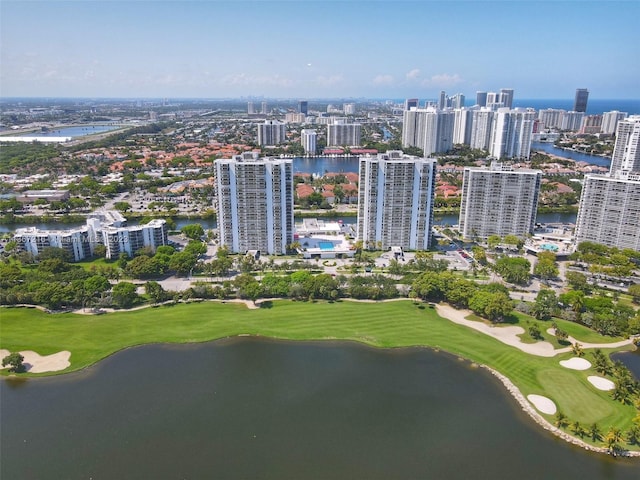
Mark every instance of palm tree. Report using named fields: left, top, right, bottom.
left=571, top=342, right=584, bottom=357
left=571, top=421, right=585, bottom=438
left=626, top=425, right=640, bottom=445
left=605, top=427, right=623, bottom=452
left=588, top=423, right=602, bottom=441
left=592, top=349, right=612, bottom=375
left=554, top=411, right=569, bottom=428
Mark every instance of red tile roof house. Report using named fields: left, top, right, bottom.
left=324, top=172, right=359, bottom=184
left=296, top=184, right=315, bottom=199
left=548, top=182, right=575, bottom=194
left=340, top=183, right=359, bottom=203
left=321, top=190, right=335, bottom=204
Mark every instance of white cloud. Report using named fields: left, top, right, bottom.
left=421, top=73, right=463, bottom=88
left=405, top=69, right=421, bottom=80
left=372, top=74, right=394, bottom=86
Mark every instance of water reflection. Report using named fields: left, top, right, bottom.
left=2, top=338, right=639, bottom=479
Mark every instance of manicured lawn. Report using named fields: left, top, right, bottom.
left=74, top=257, right=118, bottom=270
left=1, top=300, right=637, bottom=448
left=537, top=367, right=615, bottom=423
left=504, top=311, right=624, bottom=345
left=553, top=317, right=625, bottom=343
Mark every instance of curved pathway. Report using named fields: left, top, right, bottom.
left=544, top=327, right=633, bottom=351
left=435, top=304, right=634, bottom=357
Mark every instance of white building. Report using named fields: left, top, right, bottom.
left=402, top=107, right=455, bottom=156
left=257, top=120, right=286, bottom=146
left=580, top=114, right=603, bottom=134
left=301, top=129, right=317, bottom=155
left=215, top=152, right=293, bottom=255
left=575, top=171, right=640, bottom=251
left=470, top=108, right=494, bottom=151
left=98, top=219, right=168, bottom=259
left=560, top=111, right=584, bottom=131
left=357, top=151, right=436, bottom=250
left=601, top=110, right=628, bottom=135
left=485, top=91, right=507, bottom=110
left=538, top=109, right=566, bottom=130
left=285, top=113, right=306, bottom=124
left=14, top=214, right=167, bottom=261
left=489, top=108, right=535, bottom=159
left=15, top=226, right=92, bottom=262
left=575, top=116, right=640, bottom=252
left=343, top=103, right=356, bottom=115
left=610, top=115, right=640, bottom=174
left=459, top=163, right=542, bottom=240
left=449, top=93, right=465, bottom=109
left=327, top=120, right=361, bottom=146
left=500, top=88, right=514, bottom=108
left=453, top=107, right=474, bottom=145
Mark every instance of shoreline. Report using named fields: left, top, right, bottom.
left=481, top=365, right=640, bottom=457
left=2, top=300, right=639, bottom=457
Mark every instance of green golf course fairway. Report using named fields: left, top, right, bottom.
left=1, top=299, right=638, bottom=450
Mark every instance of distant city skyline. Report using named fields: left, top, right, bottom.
left=1, top=1, right=639, bottom=99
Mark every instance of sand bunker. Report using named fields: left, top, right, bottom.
left=436, top=304, right=560, bottom=357
left=0, top=349, right=71, bottom=373
left=527, top=394, right=557, bottom=415
left=587, top=376, right=615, bottom=391
left=559, top=357, right=592, bottom=370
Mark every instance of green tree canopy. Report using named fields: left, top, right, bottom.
left=2, top=352, right=25, bottom=373
left=531, top=289, right=558, bottom=320
left=468, top=290, right=513, bottom=323
left=494, top=256, right=531, bottom=285
left=181, top=223, right=205, bottom=240
left=111, top=281, right=138, bottom=309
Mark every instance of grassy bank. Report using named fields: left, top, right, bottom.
left=1, top=299, right=637, bottom=450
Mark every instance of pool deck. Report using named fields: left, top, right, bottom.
left=298, top=234, right=355, bottom=259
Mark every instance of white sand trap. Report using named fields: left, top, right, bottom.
left=0, top=349, right=71, bottom=373
left=559, top=357, right=592, bottom=370
left=587, top=376, right=615, bottom=391
left=435, top=304, right=562, bottom=357
left=527, top=394, right=557, bottom=415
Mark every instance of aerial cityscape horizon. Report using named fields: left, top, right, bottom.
left=1, top=1, right=639, bottom=99
left=4, top=1, right=640, bottom=477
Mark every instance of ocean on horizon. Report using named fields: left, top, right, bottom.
left=391, top=98, right=640, bottom=115
left=513, top=98, right=640, bottom=115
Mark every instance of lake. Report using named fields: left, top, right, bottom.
left=17, top=124, right=125, bottom=139
left=0, top=211, right=577, bottom=235
left=531, top=142, right=611, bottom=167
left=293, top=156, right=360, bottom=175
left=612, top=349, right=640, bottom=380
left=1, top=338, right=638, bottom=479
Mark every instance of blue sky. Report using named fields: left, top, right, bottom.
left=1, top=0, right=638, bottom=99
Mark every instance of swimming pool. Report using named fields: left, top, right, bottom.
left=318, top=241, right=335, bottom=250
left=540, top=243, right=559, bottom=252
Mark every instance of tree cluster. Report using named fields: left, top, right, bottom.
left=410, top=271, right=513, bottom=322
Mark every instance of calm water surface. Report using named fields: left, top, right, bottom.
left=612, top=349, right=640, bottom=380
left=531, top=142, right=611, bottom=167
left=1, top=339, right=638, bottom=479
left=0, top=212, right=578, bottom=233
left=17, top=124, right=124, bottom=138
